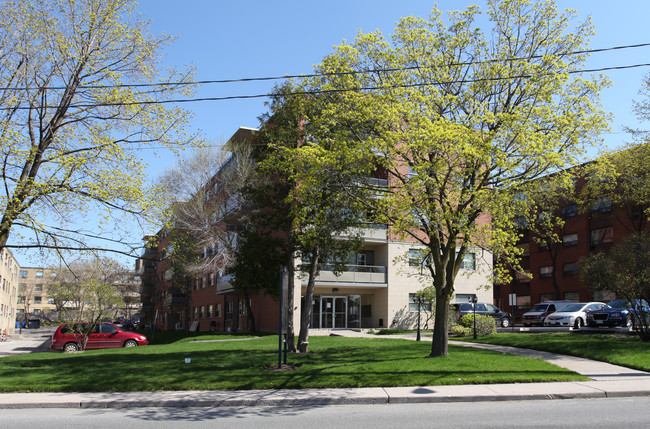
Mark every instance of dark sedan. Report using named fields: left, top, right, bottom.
left=586, top=299, right=649, bottom=328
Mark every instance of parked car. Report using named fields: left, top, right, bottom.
left=522, top=301, right=574, bottom=326
left=543, top=302, right=605, bottom=329
left=50, top=322, right=149, bottom=352
left=586, top=299, right=650, bottom=328
left=453, top=302, right=512, bottom=328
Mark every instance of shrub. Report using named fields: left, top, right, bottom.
left=458, top=314, right=496, bottom=336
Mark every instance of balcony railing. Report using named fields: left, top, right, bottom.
left=313, top=264, right=387, bottom=284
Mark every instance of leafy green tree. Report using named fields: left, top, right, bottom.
left=259, top=84, right=370, bottom=353
left=0, top=0, right=196, bottom=259
left=48, top=257, right=125, bottom=349
left=579, top=232, right=650, bottom=341
left=296, top=0, right=609, bottom=357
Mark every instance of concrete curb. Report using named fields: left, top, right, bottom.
left=1, top=380, right=649, bottom=409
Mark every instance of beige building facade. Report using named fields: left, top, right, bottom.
left=0, top=249, right=20, bottom=336
left=16, top=267, right=57, bottom=323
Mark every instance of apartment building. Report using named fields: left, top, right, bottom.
left=143, top=127, right=493, bottom=333
left=16, top=267, right=57, bottom=323
left=0, top=248, right=20, bottom=336
left=494, top=176, right=650, bottom=320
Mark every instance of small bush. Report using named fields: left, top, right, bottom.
left=458, top=314, right=496, bottom=336
left=450, top=325, right=472, bottom=337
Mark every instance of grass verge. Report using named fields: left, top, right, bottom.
left=454, top=332, right=650, bottom=372
left=0, top=336, right=585, bottom=392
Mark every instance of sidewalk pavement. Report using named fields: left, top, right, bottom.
left=0, top=329, right=649, bottom=409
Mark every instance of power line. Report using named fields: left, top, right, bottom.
left=1, top=61, right=650, bottom=111
left=1, top=42, right=650, bottom=92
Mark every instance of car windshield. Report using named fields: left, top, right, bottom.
left=555, top=303, right=585, bottom=312
left=605, top=300, right=627, bottom=309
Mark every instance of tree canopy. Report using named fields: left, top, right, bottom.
left=290, top=0, right=609, bottom=356
left=0, top=0, right=196, bottom=261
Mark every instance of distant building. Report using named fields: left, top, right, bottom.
left=16, top=267, right=57, bottom=324
left=0, top=248, right=20, bottom=336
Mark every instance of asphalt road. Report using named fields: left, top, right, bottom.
left=0, top=397, right=648, bottom=428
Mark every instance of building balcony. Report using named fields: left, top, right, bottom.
left=164, top=293, right=186, bottom=307
left=307, top=264, right=387, bottom=286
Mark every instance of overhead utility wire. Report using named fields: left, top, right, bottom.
left=2, top=61, right=650, bottom=111
left=1, top=42, right=650, bottom=92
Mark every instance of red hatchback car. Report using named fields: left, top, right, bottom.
left=50, top=322, right=149, bottom=352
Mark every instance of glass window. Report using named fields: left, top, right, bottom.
left=215, top=303, right=222, bottom=318
left=200, top=306, right=205, bottom=319
left=590, top=227, right=613, bottom=246
left=34, top=296, right=42, bottom=304
left=408, top=293, right=432, bottom=312
left=539, top=266, right=553, bottom=278
left=35, top=271, right=43, bottom=278
left=564, top=292, right=580, bottom=301
left=408, top=249, right=427, bottom=267
left=19, top=270, right=27, bottom=278
left=207, top=304, right=213, bottom=319
left=562, top=233, right=578, bottom=247
left=47, top=297, right=55, bottom=304
left=563, top=262, right=579, bottom=276
left=561, top=204, right=577, bottom=218
left=461, top=253, right=476, bottom=270
left=35, top=284, right=43, bottom=291
left=591, top=197, right=611, bottom=213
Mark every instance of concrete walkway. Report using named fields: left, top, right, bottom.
left=0, top=328, right=649, bottom=409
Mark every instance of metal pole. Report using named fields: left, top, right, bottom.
left=472, top=297, right=477, bottom=340
left=416, top=296, right=421, bottom=341
left=278, top=266, right=284, bottom=369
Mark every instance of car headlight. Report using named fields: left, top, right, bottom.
left=139, top=336, right=147, bottom=341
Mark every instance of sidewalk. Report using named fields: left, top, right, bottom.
left=0, top=329, right=649, bottom=409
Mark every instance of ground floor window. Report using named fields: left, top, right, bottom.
left=408, top=293, right=432, bottom=312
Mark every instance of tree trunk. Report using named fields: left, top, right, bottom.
left=285, top=257, right=297, bottom=353
left=243, top=290, right=256, bottom=333
left=297, top=247, right=319, bottom=353
left=429, top=290, right=451, bottom=357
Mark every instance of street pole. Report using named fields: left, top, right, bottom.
left=470, top=296, right=477, bottom=340
left=416, top=296, right=421, bottom=341
left=278, top=266, right=284, bottom=369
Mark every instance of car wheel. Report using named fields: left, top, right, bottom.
left=63, top=342, right=79, bottom=352
left=501, top=317, right=510, bottom=328
left=573, top=318, right=583, bottom=329
left=123, top=340, right=138, bottom=347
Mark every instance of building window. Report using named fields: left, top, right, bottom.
left=408, top=249, right=426, bottom=267
left=207, top=304, right=213, bottom=319
left=460, top=253, right=476, bottom=270
left=591, top=197, right=612, bottom=213
left=590, top=227, right=613, bottom=246
left=519, top=242, right=530, bottom=257
left=215, top=303, right=222, bottom=318
left=201, top=277, right=206, bottom=289
left=564, top=292, right=580, bottom=301
left=47, top=297, right=55, bottom=304
left=408, top=293, right=432, bottom=312
left=35, top=271, right=43, bottom=278
left=194, top=279, right=199, bottom=291
left=193, top=307, right=198, bottom=320
left=34, top=296, right=42, bottom=304
left=35, top=284, right=43, bottom=291
left=563, top=262, right=579, bottom=276
left=539, top=266, right=553, bottom=278
left=238, top=300, right=247, bottom=316
left=200, top=306, right=205, bottom=319
left=562, top=233, right=578, bottom=247
left=19, top=270, right=27, bottom=278
left=209, top=273, right=214, bottom=287
left=561, top=204, right=577, bottom=218
left=18, top=296, right=25, bottom=304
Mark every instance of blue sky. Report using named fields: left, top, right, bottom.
left=135, top=0, right=650, bottom=164
left=15, top=1, right=650, bottom=267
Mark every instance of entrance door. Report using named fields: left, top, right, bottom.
left=321, top=296, right=347, bottom=329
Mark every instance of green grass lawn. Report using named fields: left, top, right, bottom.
left=454, top=332, right=650, bottom=372
left=0, top=336, right=585, bottom=392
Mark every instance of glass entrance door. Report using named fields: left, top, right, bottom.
left=321, top=296, right=347, bottom=329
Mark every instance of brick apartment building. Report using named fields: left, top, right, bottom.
left=0, top=248, right=20, bottom=336
left=494, top=176, right=650, bottom=320
left=142, top=127, right=494, bottom=333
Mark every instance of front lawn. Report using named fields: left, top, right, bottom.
left=455, top=332, right=650, bottom=372
left=0, top=336, right=585, bottom=392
